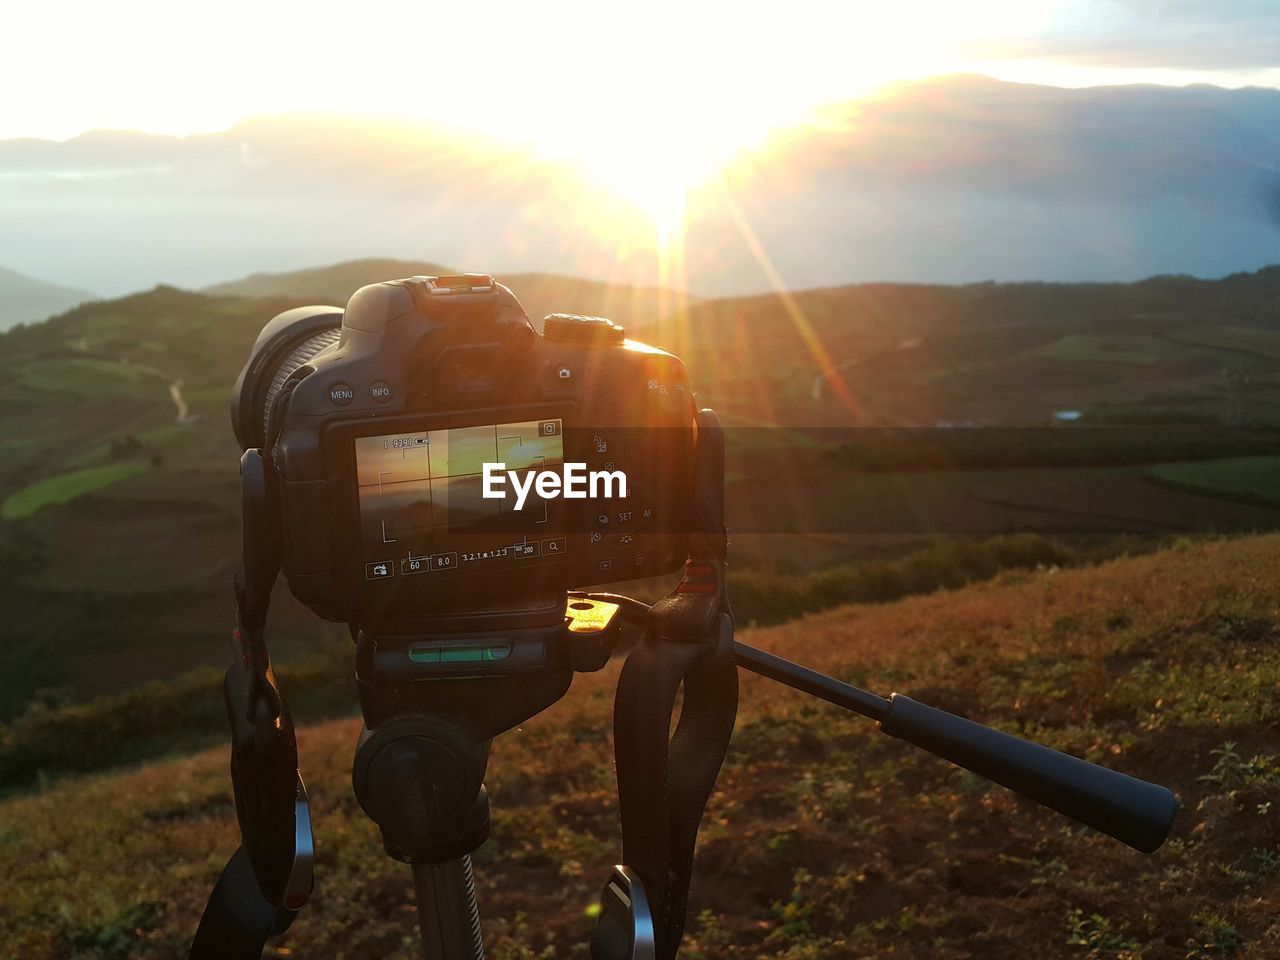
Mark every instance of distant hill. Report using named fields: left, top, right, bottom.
left=4, top=76, right=1280, bottom=296
left=0, top=265, right=92, bottom=330
left=203, top=259, right=1280, bottom=427
left=205, top=259, right=697, bottom=332
left=665, top=267, right=1280, bottom=425
left=203, top=257, right=453, bottom=302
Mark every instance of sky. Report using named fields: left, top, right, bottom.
left=2, top=0, right=1277, bottom=296
left=5, top=0, right=1279, bottom=147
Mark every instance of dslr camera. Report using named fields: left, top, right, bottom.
left=231, top=274, right=697, bottom=631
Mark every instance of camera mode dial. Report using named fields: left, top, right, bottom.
left=543, top=314, right=625, bottom=346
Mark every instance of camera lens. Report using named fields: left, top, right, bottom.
left=231, top=305, right=344, bottom=450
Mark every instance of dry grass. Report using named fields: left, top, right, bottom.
left=4, top=534, right=1280, bottom=958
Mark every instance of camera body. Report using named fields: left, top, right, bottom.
left=254, top=275, right=697, bottom=629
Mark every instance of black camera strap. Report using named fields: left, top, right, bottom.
left=604, top=565, right=738, bottom=960
left=596, top=411, right=739, bottom=960
left=189, top=444, right=311, bottom=960
left=189, top=845, right=292, bottom=958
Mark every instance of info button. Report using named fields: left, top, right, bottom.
left=542, top=537, right=567, bottom=557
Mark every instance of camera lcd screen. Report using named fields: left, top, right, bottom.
left=354, top=418, right=566, bottom=582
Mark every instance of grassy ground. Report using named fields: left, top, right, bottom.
left=2, top=534, right=1280, bottom=958
left=0, top=534, right=1131, bottom=790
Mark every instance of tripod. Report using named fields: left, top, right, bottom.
left=191, top=409, right=1179, bottom=960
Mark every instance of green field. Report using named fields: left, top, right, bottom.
left=1, top=462, right=149, bottom=519
left=17, top=356, right=167, bottom=398
left=1170, top=325, right=1280, bottom=361
left=1150, top=457, right=1280, bottom=508
left=1031, top=332, right=1174, bottom=365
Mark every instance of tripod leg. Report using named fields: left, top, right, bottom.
left=412, top=856, right=484, bottom=960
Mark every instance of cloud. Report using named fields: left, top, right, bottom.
left=972, top=0, right=1280, bottom=72
left=1110, top=0, right=1277, bottom=23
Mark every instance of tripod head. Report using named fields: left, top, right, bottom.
left=349, top=599, right=623, bottom=864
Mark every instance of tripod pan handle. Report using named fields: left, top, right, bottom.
left=879, top=694, right=1176, bottom=853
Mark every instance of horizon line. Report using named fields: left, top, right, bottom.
left=11, top=257, right=1279, bottom=319
left=6, top=71, right=1280, bottom=146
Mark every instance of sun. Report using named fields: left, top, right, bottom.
left=505, top=92, right=814, bottom=244
left=546, top=132, right=731, bottom=241
left=571, top=144, right=703, bottom=241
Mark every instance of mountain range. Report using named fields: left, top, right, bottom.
left=1, top=75, right=1278, bottom=298
left=0, top=266, right=92, bottom=330
left=203, top=257, right=696, bottom=334
left=198, top=256, right=1280, bottom=426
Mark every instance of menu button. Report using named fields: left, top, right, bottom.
left=329, top=383, right=355, bottom=405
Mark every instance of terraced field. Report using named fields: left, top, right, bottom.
left=1151, top=457, right=1280, bottom=508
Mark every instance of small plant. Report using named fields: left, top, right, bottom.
left=1198, top=742, right=1280, bottom=790
left=1066, top=909, right=1143, bottom=958
left=58, top=901, right=164, bottom=960
left=770, top=870, right=816, bottom=942
left=1247, top=847, right=1279, bottom=876
left=1185, top=912, right=1241, bottom=958
left=690, top=909, right=733, bottom=950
